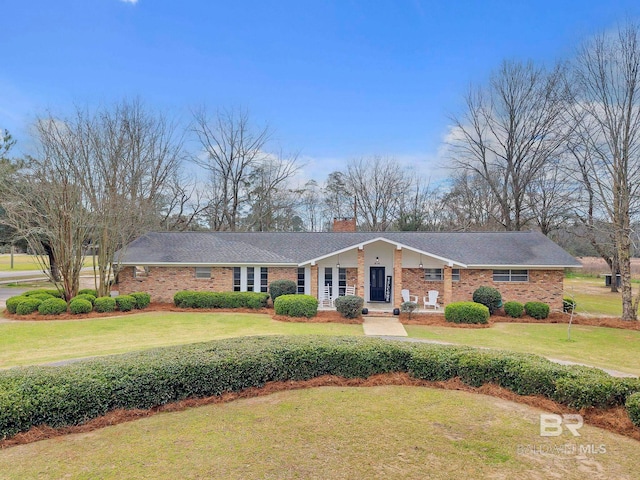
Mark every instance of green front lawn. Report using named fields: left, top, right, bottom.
left=1, top=386, right=636, bottom=479
left=405, top=322, right=640, bottom=376
left=0, top=312, right=362, bottom=368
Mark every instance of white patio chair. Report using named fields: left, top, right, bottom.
left=345, top=285, right=356, bottom=296
left=423, top=290, right=439, bottom=310
left=401, top=289, right=418, bottom=303
left=320, top=284, right=334, bottom=307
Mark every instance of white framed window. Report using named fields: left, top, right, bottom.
left=424, top=268, right=443, bottom=281
left=493, top=269, right=529, bottom=282
left=195, top=267, right=211, bottom=279
left=452, top=268, right=460, bottom=282
left=233, top=267, right=241, bottom=291
left=260, top=267, right=268, bottom=293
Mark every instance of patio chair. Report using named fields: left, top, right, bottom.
left=423, top=290, right=439, bottom=310
left=320, top=284, right=334, bottom=307
left=345, top=285, right=356, bottom=296
left=401, top=289, right=418, bottom=303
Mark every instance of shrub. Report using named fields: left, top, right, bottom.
left=115, top=295, right=136, bottom=312
left=335, top=295, right=364, bottom=319
left=269, top=280, right=297, bottom=302
left=472, top=286, right=502, bottom=314
left=129, top=292, right=151, bottom=309
left=400, top=301, right=418, bottom=319
left=5, top=296, right=29, bottom=314
left=73, top=294, right=96, bottom=305
left=563, top=298, right=576, bottom=313
left=274, top=294, right=318, bottom=317
left=503, top=301, right=524, bottom=318
left=444, top=301, right=489, bottom=324
left=78, top=289, right=98, bottom=297
left=94, top=296, right=116, bottom=313
left=29, top=293, right=54, bottom=302
left=15, top=298, right=42, bottom=315
left=24, top=289, right=63, bottom=298
left=37, top=298, right=68, bottom=315
left=69, top=298, right=93, bottom=315
left=525, top=301, right=550, bottom=320
left=626, top=392, right=640, bottom=427
left=173, top=291, right=269, bottom=309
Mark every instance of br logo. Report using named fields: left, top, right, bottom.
left=539, top=414, right=583, bottom=437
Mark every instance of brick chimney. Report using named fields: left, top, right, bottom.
left=333, top=217, right=357, bottom=232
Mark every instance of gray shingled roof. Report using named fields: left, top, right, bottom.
left=116, top=231, right=581, bottom=268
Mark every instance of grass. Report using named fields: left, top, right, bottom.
left=564, top=276, right=628, bottom=316
left=0, top=254, right=93, bottom=272
left=0, top=312, right=362, bottom=368
left=405, top=322, right=640, bottom=376
left=0, top=386, right=637, bottom=479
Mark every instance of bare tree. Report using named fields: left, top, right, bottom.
left=191, top=107, right=271, bottom=231
left=571, top=23, right=640, bottom=319
left=345, top=156, right=412, bottom=231
left=396, top=178, right=446, bottom=231
left=322, top=171, right=354, bottom=229
left=449, top=60, right=570, bottom=231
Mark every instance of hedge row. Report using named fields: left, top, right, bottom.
left=5, top=292, right=151, bottom=315
left=274, top=294, right=318, bottom=317
left=1, top=336, right=639, bottom=439
left=173, top=291, right=269, bottom=309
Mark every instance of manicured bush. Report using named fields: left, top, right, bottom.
left=525, top=301, right=550, bottom=320
left=37, top=298, right=68, bottom=315
left=335, top=295, right=364, bottom=319
left=444, top=301, right=489, bottom=324
left=94, top=296, right=116, bottom=313
left=15, top=298, right=42, bottom=315
left=472, top=286, right=502, bottom=314
left=274, top=294, right=318, bottom=317
left=115, top=295, right=136, bottom=312
left=5, top=296, right=29, bottom=314
left=563, top=298, right=576, bottom=313
left=626, top=392, right=640, bottom=427
left=503, top=301, right=524, bottom=318
left=173, top=291, right=269, bottom=309
left=0, top=336, right=638, bottom=441
left=69, top=298, right=93, bottom=315
left=400, top=301, right=418, bottom=318
left=73, top=294, right=96, bottom=305
left=269, top=280, right=297, bottom=302
left=24, top=289, right=63, bottom=298
left=129, top=292, right=151, bottom=309
left=28, top=293, right=54, bottom=302
left=78, top=289, right=98, bottom=297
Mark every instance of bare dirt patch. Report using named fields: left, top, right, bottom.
left=1, top=372, right=638, bottom=448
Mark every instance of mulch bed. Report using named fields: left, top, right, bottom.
left=1, top=372, right=638, bottom=448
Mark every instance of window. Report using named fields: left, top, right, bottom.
left=324, top=267, right=333, bottom=296
left=338, top=267, right=347, bottom=296
left=233, top=267, right=241, bottom=291
left=134, top=266, right=149, bottom=278
left=424, top=268, right=443, bottom=281
left=493, top=269, right=529, bottom=282
left=260, top=267, right=268, bottom=293
left=195, top=267, right=211, bottom=279
left=452, top=268, right=460, bottom=282
left=297, top=267, right=305, bottom=294
left=247, top=267, right=255, bottom=292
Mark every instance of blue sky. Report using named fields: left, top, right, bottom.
left=2, top=0, right=640, bottom=182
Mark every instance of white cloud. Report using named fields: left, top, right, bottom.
left=120, top=0, right=138, bottom=4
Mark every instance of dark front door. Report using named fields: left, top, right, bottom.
left=370, top=267, right=386, bottom=301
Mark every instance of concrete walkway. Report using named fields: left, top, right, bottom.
left=362, top=317, right=408, bottom=337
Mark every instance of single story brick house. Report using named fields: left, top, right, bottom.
left=113, top=224, right=581, bottom=311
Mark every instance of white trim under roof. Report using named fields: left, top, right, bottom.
left=117, top=262, right=298, bottom=267
left=298, top=236, right=467, bottom=268
left=467, top=264, right=582, bottom=269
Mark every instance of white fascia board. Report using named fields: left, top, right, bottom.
left=467, top=264, right=581, bottom=269
left=117, top=262, right=298, bottom=267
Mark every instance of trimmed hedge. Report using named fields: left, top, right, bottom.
left=173, top=291, right=270, bottom=310
left=472, top=286, right=502, bottom=314
left=274, top=294, right=318, bottom=318
left=78, top=289, right=98, bottom=297
left=525, top=301, right=550, bottom=320
left=94, top=296, right=116, bottom=313
left=1, top=336, right=639, bottom=441
left=24, top=289, right=63, bottom=298
left=503, top=301, right=524, bottom=318
left=37, top=298, right=68, bottom=315
left=129, top=292, right=151, bottom=309
left=269, top=280, right=297, bottom=302
left=115, top=295, right=136, bottom=312
left=335, top=295, right=364, bottom=319
left=626, top=392, right=640, bottom=427
left=29, top=293, right=54, bottom=302
left=5, top=296, right=28, bottom=314
left=444, top=301, right=489, bottom=324
left=73, top=294, right=96, bottom=305
left=69, top=298, right=93, bottom=315
left=15, top=298, right=42, bottom=315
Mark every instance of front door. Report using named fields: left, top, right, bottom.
left=370, top=267, right=386, bottom=301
